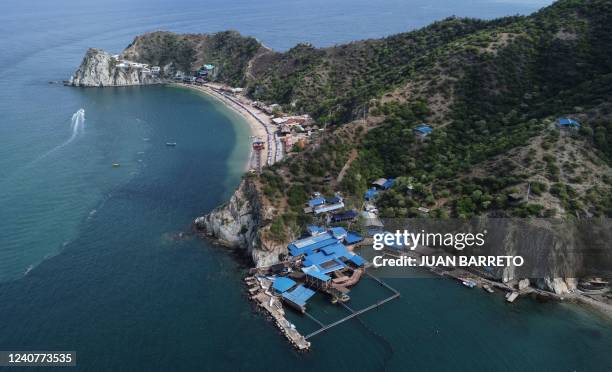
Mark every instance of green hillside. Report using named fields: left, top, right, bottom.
left=246, top=0, right=612, bottom=237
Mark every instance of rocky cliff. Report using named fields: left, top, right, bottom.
left=69, top=48, right=159, bottom=87
left=70, top=31, right=268, bottom=87
left=193, top=179, right=287, bottom=267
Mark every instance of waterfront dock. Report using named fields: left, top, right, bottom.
left=245, top=268, right=400, bottom=349
left=246, top=276, right=311, bottom=350
left=244, top=224, right=401, bottom=351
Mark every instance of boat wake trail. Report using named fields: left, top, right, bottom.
left=33, top=108, right=85, bottom=163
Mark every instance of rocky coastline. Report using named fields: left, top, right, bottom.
left=68, top=48, right=161, bottom=87
left=192, top=179, right=287, bottom=268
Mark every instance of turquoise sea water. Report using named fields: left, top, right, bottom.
left=1, top=0, right=611, bottom=370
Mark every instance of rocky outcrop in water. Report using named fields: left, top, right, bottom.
left=69, top=48, right=159, bottom=87
left=193, top=179, right=286, bottom=267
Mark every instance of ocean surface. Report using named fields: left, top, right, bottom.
left=1, top=0, right=611, bottom=370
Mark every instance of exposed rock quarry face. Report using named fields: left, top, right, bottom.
left=469, top=217, right=595, bottom=295
left=193, top=179, right=286, bottom=267
left=69, top=48, right=158, bottom=87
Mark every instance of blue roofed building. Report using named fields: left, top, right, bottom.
left=372, top=177, right=395, bottom=190
left=414, top=124, right=433, bottom=139
left=345, top=231, right=364, bottom=245
left=289, top=227, right=356, bottom=256
left=288, top=232, right=338, bottom=256
left=364, top=188, right=379, bottom=201
left=306, top=225, right=326, bottom=236
left=330, top=227, right=348, bottom=240
left=314, top=198, right=344, bottom=214
left=288, top=227, right=368, bottom=278
left=288, top=232, right=333, bottom=250
left=326, top=196, right=342, bottom=204
left=302, top=266, right=332, bottom=289
left=372, top=178, right=387, bottom=189
left=382, top=178, right=395, bottom=190
left=331, top=209, right=358, bottom=222
left=302, top=266, right=331, bottom=282
left=281, top=284, right=316, bottom=312
left=302, top=241, right=367, bottom=272
left=322, top=243, right=366, bottom=265
left=272, top=277, right=296, bottom=293
left=557, top=117, right=581, bottom=130
left=303, top=251, right=346, bottom=273
left=320, top=242, right=349, bottom=257
left=308, top=197, right=326, bottom=208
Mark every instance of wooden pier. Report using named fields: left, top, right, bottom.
left=245, top=264, right=401, bottom=349
left=246, top=276, right=311, bottom=350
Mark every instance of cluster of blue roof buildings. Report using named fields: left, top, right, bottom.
left=276, top=176, right=398, bottom=311
left=288, top=226, right=364, bottom=262
left=305, top=193, right=345, bottom=215
left=271, top=226, right=366, bottom=311
left=304, top=191, right=361, bottom=229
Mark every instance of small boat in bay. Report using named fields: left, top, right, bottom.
left=112, top=163, right=120, bottom=168
left=165, top=142, right=177, bottom=146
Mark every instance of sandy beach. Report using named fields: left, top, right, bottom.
left=172, top=83, right=275, bottom=171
